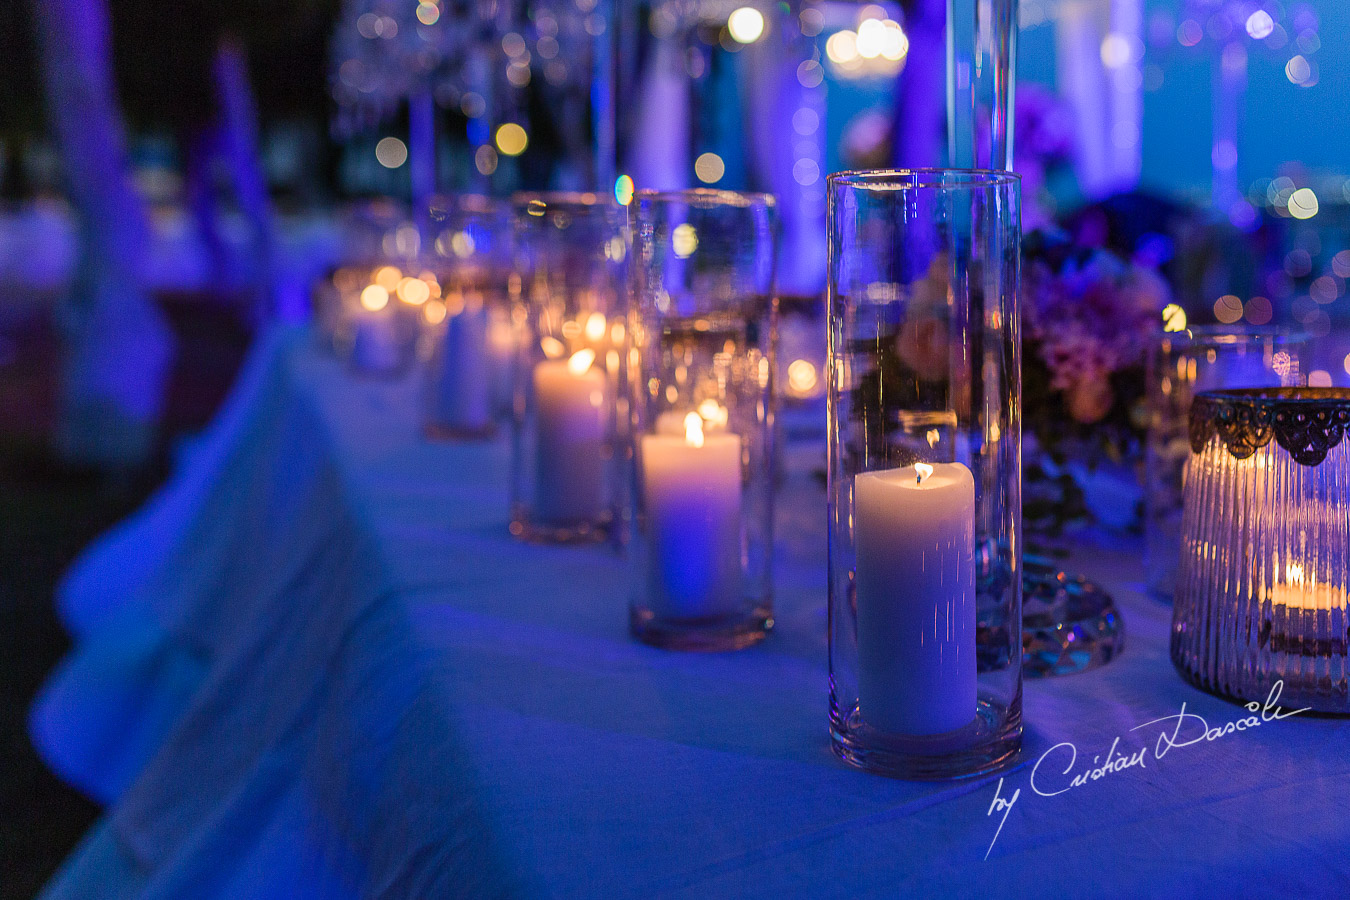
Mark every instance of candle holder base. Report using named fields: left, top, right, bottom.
left=1173, top=606, right=1350, bottom=714
left=1172, top=661, right=1350, bottom=715
left=629, top=604, right=772, bottom=652
left=423, top=421, right=498, bottom=442
left=1022, top=557, right=1125, bottom=678
left=348, top=358, right=414, bottom=380
left=509, top=508, right=612, bottom=546
left=829, top=698, right=1022, bottom=781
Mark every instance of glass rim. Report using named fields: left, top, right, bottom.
left=1159, top=324, right=1308, bottom=346
left=427, top=193, right=502, bottom=214
left=632, top=187, right=777, bottom=209
left=511, top=191, right=618, bottom=211
left=827, top=167, right=1021, bottom=191
left=346, top=196, right=407, bottom=214
left=1195, top=386, right=1350, bottom=408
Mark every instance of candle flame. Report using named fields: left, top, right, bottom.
left=1287, top=562, right=1305, bottom=585
left=786, top=359, right=818, bottom=397
left=584, top=312, right=607, bottom=342
left=397, top=276, right=429, bottom=306
left=696, top=399, right=729, bottom=429
left=443, top=290, right=465, bottom=317
left=684, top=412, right=705, bottom=448
left=915, top=462, right=934, bottom=484
left=541, top=336, right=566, bottom=359
left=422, top=299, right=447, bottom=325
left=567, top=348, right=596, bottom=376
left=360, top=284, right=389, bottom=312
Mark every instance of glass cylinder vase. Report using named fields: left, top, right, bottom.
left=1144, top=326, right=1304, bottom=599
left=946, top=0, right=1017, bottom=170
left=340, top=264, right=424, bottom=378
left=628, top=189, right=777, bottom=651
left=316, top=199, right=413, bottom=357
left=1173, top=388, right=1350, bottom=713
left=827, top=169, right=1022, bottom=779
left=322, top=200, right=423, bottom=378
left=510, top=193, right=627, bottom=544
left=418, top=194, right=519, bottom=439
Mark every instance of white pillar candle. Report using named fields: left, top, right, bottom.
left=486, top=306, right=517, bottom=413
left=533, top=350, right=608, bottom=524
left=854, top=462, right=977, bottom=736
left=429, top=304, right=490, bottom=431
left=351, top=284, right=405, bottom=373
left=641, top=413, right=743, bottom=620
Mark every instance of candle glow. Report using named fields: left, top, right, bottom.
left=584, top=312, right=607, bottom=343
left=568, top=348, right=596, bottom=376
left=360, top=284, right=389, bottom=311
left=684, top=411, right=704, bottom=448
left=696, top=399, right=729, bottom=430
left=1271, top=561, right=1349, bottom=612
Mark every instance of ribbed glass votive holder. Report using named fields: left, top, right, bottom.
left=1144, top=327, right=1304, bottom=599
left=1173, top=388, right=1350, bottom=713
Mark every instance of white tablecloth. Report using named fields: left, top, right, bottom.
left=32, top=328, right=1350, bottom=898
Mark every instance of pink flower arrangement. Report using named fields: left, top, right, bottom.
left=1024, top=243, right=1171, bottom=424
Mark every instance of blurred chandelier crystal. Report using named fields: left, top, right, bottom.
left=330, top=0, right=490, bottom=136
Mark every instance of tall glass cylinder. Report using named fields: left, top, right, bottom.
left=419, top=195, right=517, bottom=439
left=1145, top=326, right=1304, bottom=599
left=320, top=201, right=422, bottom=376
left=628, top=189, right=777, bottom=651
left=827, top=170, right=1021, bottom=779
left=947, top=0, right=1017, bottom=170
left=317, top=200, right=409, bottom=355
left=510, top=193, right=627, bottom=544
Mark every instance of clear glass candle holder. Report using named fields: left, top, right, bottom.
left=1145, top=327, right=1304, bottom=598
left=778, top=293, right=828, bottom=407
left=1173, top=388, right=1350, bottom=713
left=338, top=263, right=424, bottom=378
left=419, top=195, right=518, bottom=440
left=510, top=193, right=627, bottom=545
left=827, top=169, right=1022, bottom=780
left=316, top=199, right=414, bottom=356
left=628, top=189, right=778, bottom=652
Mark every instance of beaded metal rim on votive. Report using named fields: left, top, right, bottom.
left=1189, top=387, right=1350, bottom=466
